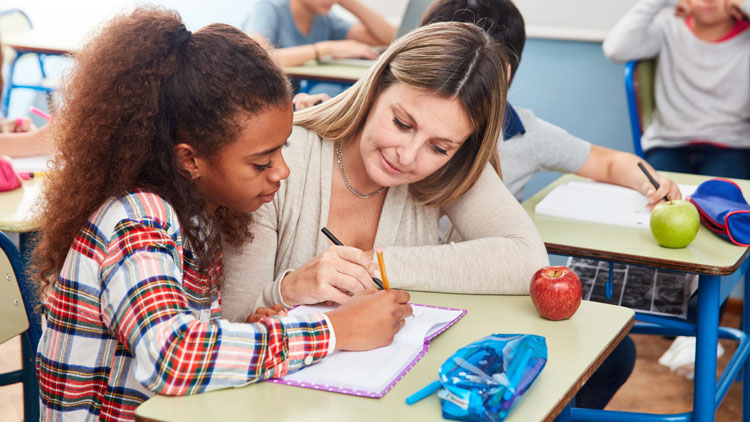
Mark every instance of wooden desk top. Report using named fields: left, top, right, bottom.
left=522, top=173, right=750, bottom=275
left=136, top=292, right=634, bottom=422
left=2, top=28, right=87, bottom=55
left=0, top=177, right=44, bottom=233
left=283, top=61, right=369, bottom=83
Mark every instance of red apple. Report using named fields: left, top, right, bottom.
left=530, top=266, right=582, bottom=321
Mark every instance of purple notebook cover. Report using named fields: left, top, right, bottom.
left=266, top=303, right=466, bottom=398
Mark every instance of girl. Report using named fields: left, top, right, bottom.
left=33, top=8, right=410, bottom=422
left=222, top=22, right=549, bottom=321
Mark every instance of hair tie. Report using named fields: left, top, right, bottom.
left=177, top=25, right=191, bottom=47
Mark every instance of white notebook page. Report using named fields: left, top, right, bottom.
left=280, top=304, right=463, bottom=394
left=535, top=180, right=696, bottom=229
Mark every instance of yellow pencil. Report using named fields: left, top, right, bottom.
left=375, top=247, right=390, bottom=290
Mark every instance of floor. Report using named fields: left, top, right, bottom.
left=0, top=313, right=744, bottom=421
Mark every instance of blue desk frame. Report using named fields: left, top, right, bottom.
left=567, top=257, right=750, bottom=422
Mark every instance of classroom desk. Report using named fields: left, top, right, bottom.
left=0, top=177, right=43, bottom=235
left=2, top=28, right=83, bottom=55
left=135, top=292, right=634, bottom=422
left=1, top=28, right=85, bottom=115
left=522, top=173, right=750, bottom=422
left=283, top=61, right=369, bottom=84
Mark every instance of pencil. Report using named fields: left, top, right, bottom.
left=30, top=106, right=52, bottom=122
left=320, top=227, right=384, bottom=290
left=375, top=247, right=390, bottom=290
left=637, top=162, right=670, bottom=202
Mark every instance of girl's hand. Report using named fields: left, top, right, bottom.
left=728, top=0, right=750, bottom=20
left=245, top=304, right=287, bottom=323
left=643, top=174, right=682, bottom=209
left=280, top=246, right=379, bottom=306
left=675, top=0, right=692, bottom=17
left=326, top=288, right=412, bottom=351
left=292, top=93, right=330, bottom=111
left=0, top=117, right=35, bottom=133
left=319, top=40, right=379, bottom=60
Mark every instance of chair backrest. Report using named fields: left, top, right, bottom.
left=0, top=232, right=42, bottom=350
left=0, top=238, right=29, bottom=345
left=624, top=59, right=656, bottom=158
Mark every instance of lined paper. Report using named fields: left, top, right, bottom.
left=272, top=303, right=465, bottom=397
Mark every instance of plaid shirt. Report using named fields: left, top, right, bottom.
left=37, top=191, right=333, bottom=421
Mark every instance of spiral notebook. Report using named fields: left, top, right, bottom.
left=268, top=303, right=466, bottom=398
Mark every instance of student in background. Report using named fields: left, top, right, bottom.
left=604, top=0, right=750, bottom=179
left=0, top=41, right=51, bottom=158
left=0, top=118, right=51, bottom=158
left=32, top=8, right=411, bottom=421
left=221, top=22, right=549, bottom=321
left=243, top=0, right=395, bottom=67
left=420, top=0, right=661, bottom=410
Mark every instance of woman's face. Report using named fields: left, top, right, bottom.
left=195, top=104, right=292, bottom=213
left=358, top=82, right=473, bottom=187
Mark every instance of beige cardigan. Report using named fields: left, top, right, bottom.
left=221, top=126, right=549, bottom=322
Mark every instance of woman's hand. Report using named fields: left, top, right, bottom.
left=318, top=40, right=380, bottom=60
left=280, top=246, right=379, bottom=306
left=293, top=93, right=330, bottom=111
left=245, top=304, right=288, bottom=323
left=326, top=288, right=412, bottom=351
left=642, top=173, right=682, bottom=209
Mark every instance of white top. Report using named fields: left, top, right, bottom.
left=221, top=126, right=549, bottom=322
left=603, top=0, right=750, bottom=151
left=500, top=106, right=591, bottom=202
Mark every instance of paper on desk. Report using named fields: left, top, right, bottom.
left=535, top=180, right=697, bottom=229
left=11, top=155, right=52, bottom=173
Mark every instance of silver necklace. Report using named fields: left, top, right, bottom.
left=336, top=141, right=386, bottom=199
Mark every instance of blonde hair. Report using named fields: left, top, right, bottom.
left=294, top=21, right=508, bottom=206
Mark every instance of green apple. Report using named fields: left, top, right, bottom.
left=650, top=199, right=700, bottom=248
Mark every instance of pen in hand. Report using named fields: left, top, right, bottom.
left=321, top=227, right=384, bottom=290
left=637, top=162, right=670, bottom=202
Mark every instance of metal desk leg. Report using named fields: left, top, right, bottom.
left=555, top=403, right=572, bottom=422
left=744, top=270, right=750, bottom=422
left=695, top=274, right=720, bottom=421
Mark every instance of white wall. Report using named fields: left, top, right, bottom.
left=6, top=1, right=641, bottom=41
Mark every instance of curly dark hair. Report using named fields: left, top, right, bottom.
left=33, top=7, right=291, bottom=297
left=422, top=0, right=526, bottom=82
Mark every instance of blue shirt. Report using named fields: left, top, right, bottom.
left=242, top=0, right=353, bottom=47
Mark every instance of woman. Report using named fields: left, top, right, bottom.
left=222, top=22, right=548, bottom=321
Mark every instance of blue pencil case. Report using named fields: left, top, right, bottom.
left=406, top=334, right=547, bottom=422
left=688, top=179, right=750, bottom=247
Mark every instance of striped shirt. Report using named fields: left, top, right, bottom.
left=37, top=191, right=334, bottom=421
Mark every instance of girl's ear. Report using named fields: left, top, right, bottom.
left=175, top=143, right=202, bottom=180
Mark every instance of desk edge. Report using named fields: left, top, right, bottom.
left=543, top=311, right=635, bottom=422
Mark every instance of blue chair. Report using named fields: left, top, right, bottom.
left=0, top=9, right=54, bottom=117
left=624, top=59, right=656, bottom=159
left=0, top=232, right=42, bottom=422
